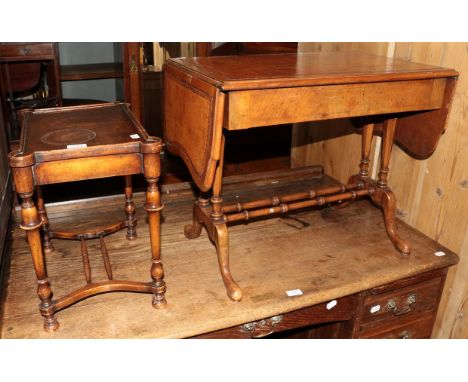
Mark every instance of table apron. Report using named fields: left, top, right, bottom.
left=225, top=78, right=447, bottom=130
left=33, top=153, right=143, bottom=185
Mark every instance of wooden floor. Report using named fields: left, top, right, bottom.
left=0, top=168, right=457, bottom=338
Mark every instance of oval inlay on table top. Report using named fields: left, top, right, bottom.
left=40, top=128, right=97, bottom=146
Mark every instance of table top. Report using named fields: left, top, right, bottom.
left=167, top=51, right=458, bottom=91
left=12, top=103, right=157, bottom=164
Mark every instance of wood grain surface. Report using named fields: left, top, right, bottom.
left=1, top=171, right=457, bottom=338
left=167, top=52, right=456, bottom=91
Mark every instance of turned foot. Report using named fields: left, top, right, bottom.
left=43, top=315, right=60, bottom=332
left=152, top=289, right=167, bottom=309
left=213, top=223, right=242, bottom=301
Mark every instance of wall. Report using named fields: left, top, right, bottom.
left=58, top=42, right=123, bottom=102
left=291, top=42, right=468, bottom=338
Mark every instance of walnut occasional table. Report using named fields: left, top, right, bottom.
left=163, top=52, right=458, bottom=302
left=9, top=102, right=166, bottom=332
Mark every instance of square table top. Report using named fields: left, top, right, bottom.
left=167, top=51, right=458, bottom=91
left=14, top=103, right=153, bottom=164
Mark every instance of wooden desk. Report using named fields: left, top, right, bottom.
left=8, top=103, right=166, bottom=332
left=0, top=169, right=459, bottom=338
left=163, top=52, right=458, bottom=301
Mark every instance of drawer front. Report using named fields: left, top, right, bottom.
left=359, top=315, right=434, bottom=339
left=360, top=275, right=444, bottom=328
left=195, top=294, right=359, bottom=339
left=225, top=79, right=446, bottom=130
left=0, top=43, right=55, bottom=61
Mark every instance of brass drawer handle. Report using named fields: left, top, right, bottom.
left=241, top=315, right=283, bottom=338
left=386, top=294, right=417, bottom=316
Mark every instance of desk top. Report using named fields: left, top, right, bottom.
left=1, top=169, right=459, bottom=338
left=167, top=51, right=458, bottom=91
left=10, top=103, right=159, bottom=166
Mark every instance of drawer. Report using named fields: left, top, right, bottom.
left=359, top=314, right=434, bottom=339
left=0, top=43, right=56, bottom=61
left=360, top=275, right=444, bottom=329
left=194, top=294, right=359, bottom=339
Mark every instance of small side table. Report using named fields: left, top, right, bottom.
left=9, top=102, right=166, bottom=332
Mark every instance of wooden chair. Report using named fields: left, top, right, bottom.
left=0, top=43, right=62, bottom=143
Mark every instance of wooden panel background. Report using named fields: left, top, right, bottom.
left=291, top=42, right=468, bottom=338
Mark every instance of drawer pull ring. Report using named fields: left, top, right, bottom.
left=387, top=294, right=417, bottom=316
left=241, top=315, right=283, bottom=338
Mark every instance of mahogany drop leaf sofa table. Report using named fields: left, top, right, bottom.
left=163, top=52, right=458, bottom=302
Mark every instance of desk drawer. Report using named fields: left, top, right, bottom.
left=195, top=294, right=359, bottom=339
left=359, top=314, right=434, bottom=339
left=360, top=275, right=444, bottom=329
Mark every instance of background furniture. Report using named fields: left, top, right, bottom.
left=163, top=52, right=457, bottom=301
left=0, top=43, right=62, bottom=143
left=8, top=102, right=166, bottom=331
left=58, top=42, right=124, bottom=106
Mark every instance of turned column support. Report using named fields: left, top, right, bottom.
left=35, top=186, right=54, bottom=253
left=210, top=135, right=226, bottom=223
left=12, top=163, right=59, bottom=332
left=124, top=175, right=137, bottom=240
left=378, top=118, right=397, bottom=188
left=141, top=142, right=167, bottom=309
left=359, top=123, right=375, bottom=178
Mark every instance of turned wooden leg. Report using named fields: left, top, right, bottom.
left=19, top=188, right=59, bottom=332
left=372, top=118, right=410, bottom=255
left=124, top=175, right=137, bottom=240
left=213, top=223, right=242, bottom=301
left=35, top=186, right=54, bottom=253
left=359, top=123, right=375, bottom=178
left=142, top=148, right=166, bottom=309
left=210, top=135, right=242, bottom=301
left=184, top=192, right=210, bottom=239
left=210, top=135, right=226, bottom=224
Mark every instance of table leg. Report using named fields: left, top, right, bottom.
left=35, top=185, right=54, bottom=253
left=370, top=118, right=410, bottom=255
left=143, top=150, right=167, bottom=309
left=213, top=222, right=242, bottom=301
left=184, top=192, right=209, bottom=239
left=15, top=167, right=59, bottom=332
left=359, top=123, right=375, bottom=178
left=210, top=136, right=242, bottom=301
left=124, top=175, right=137, bottom=240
